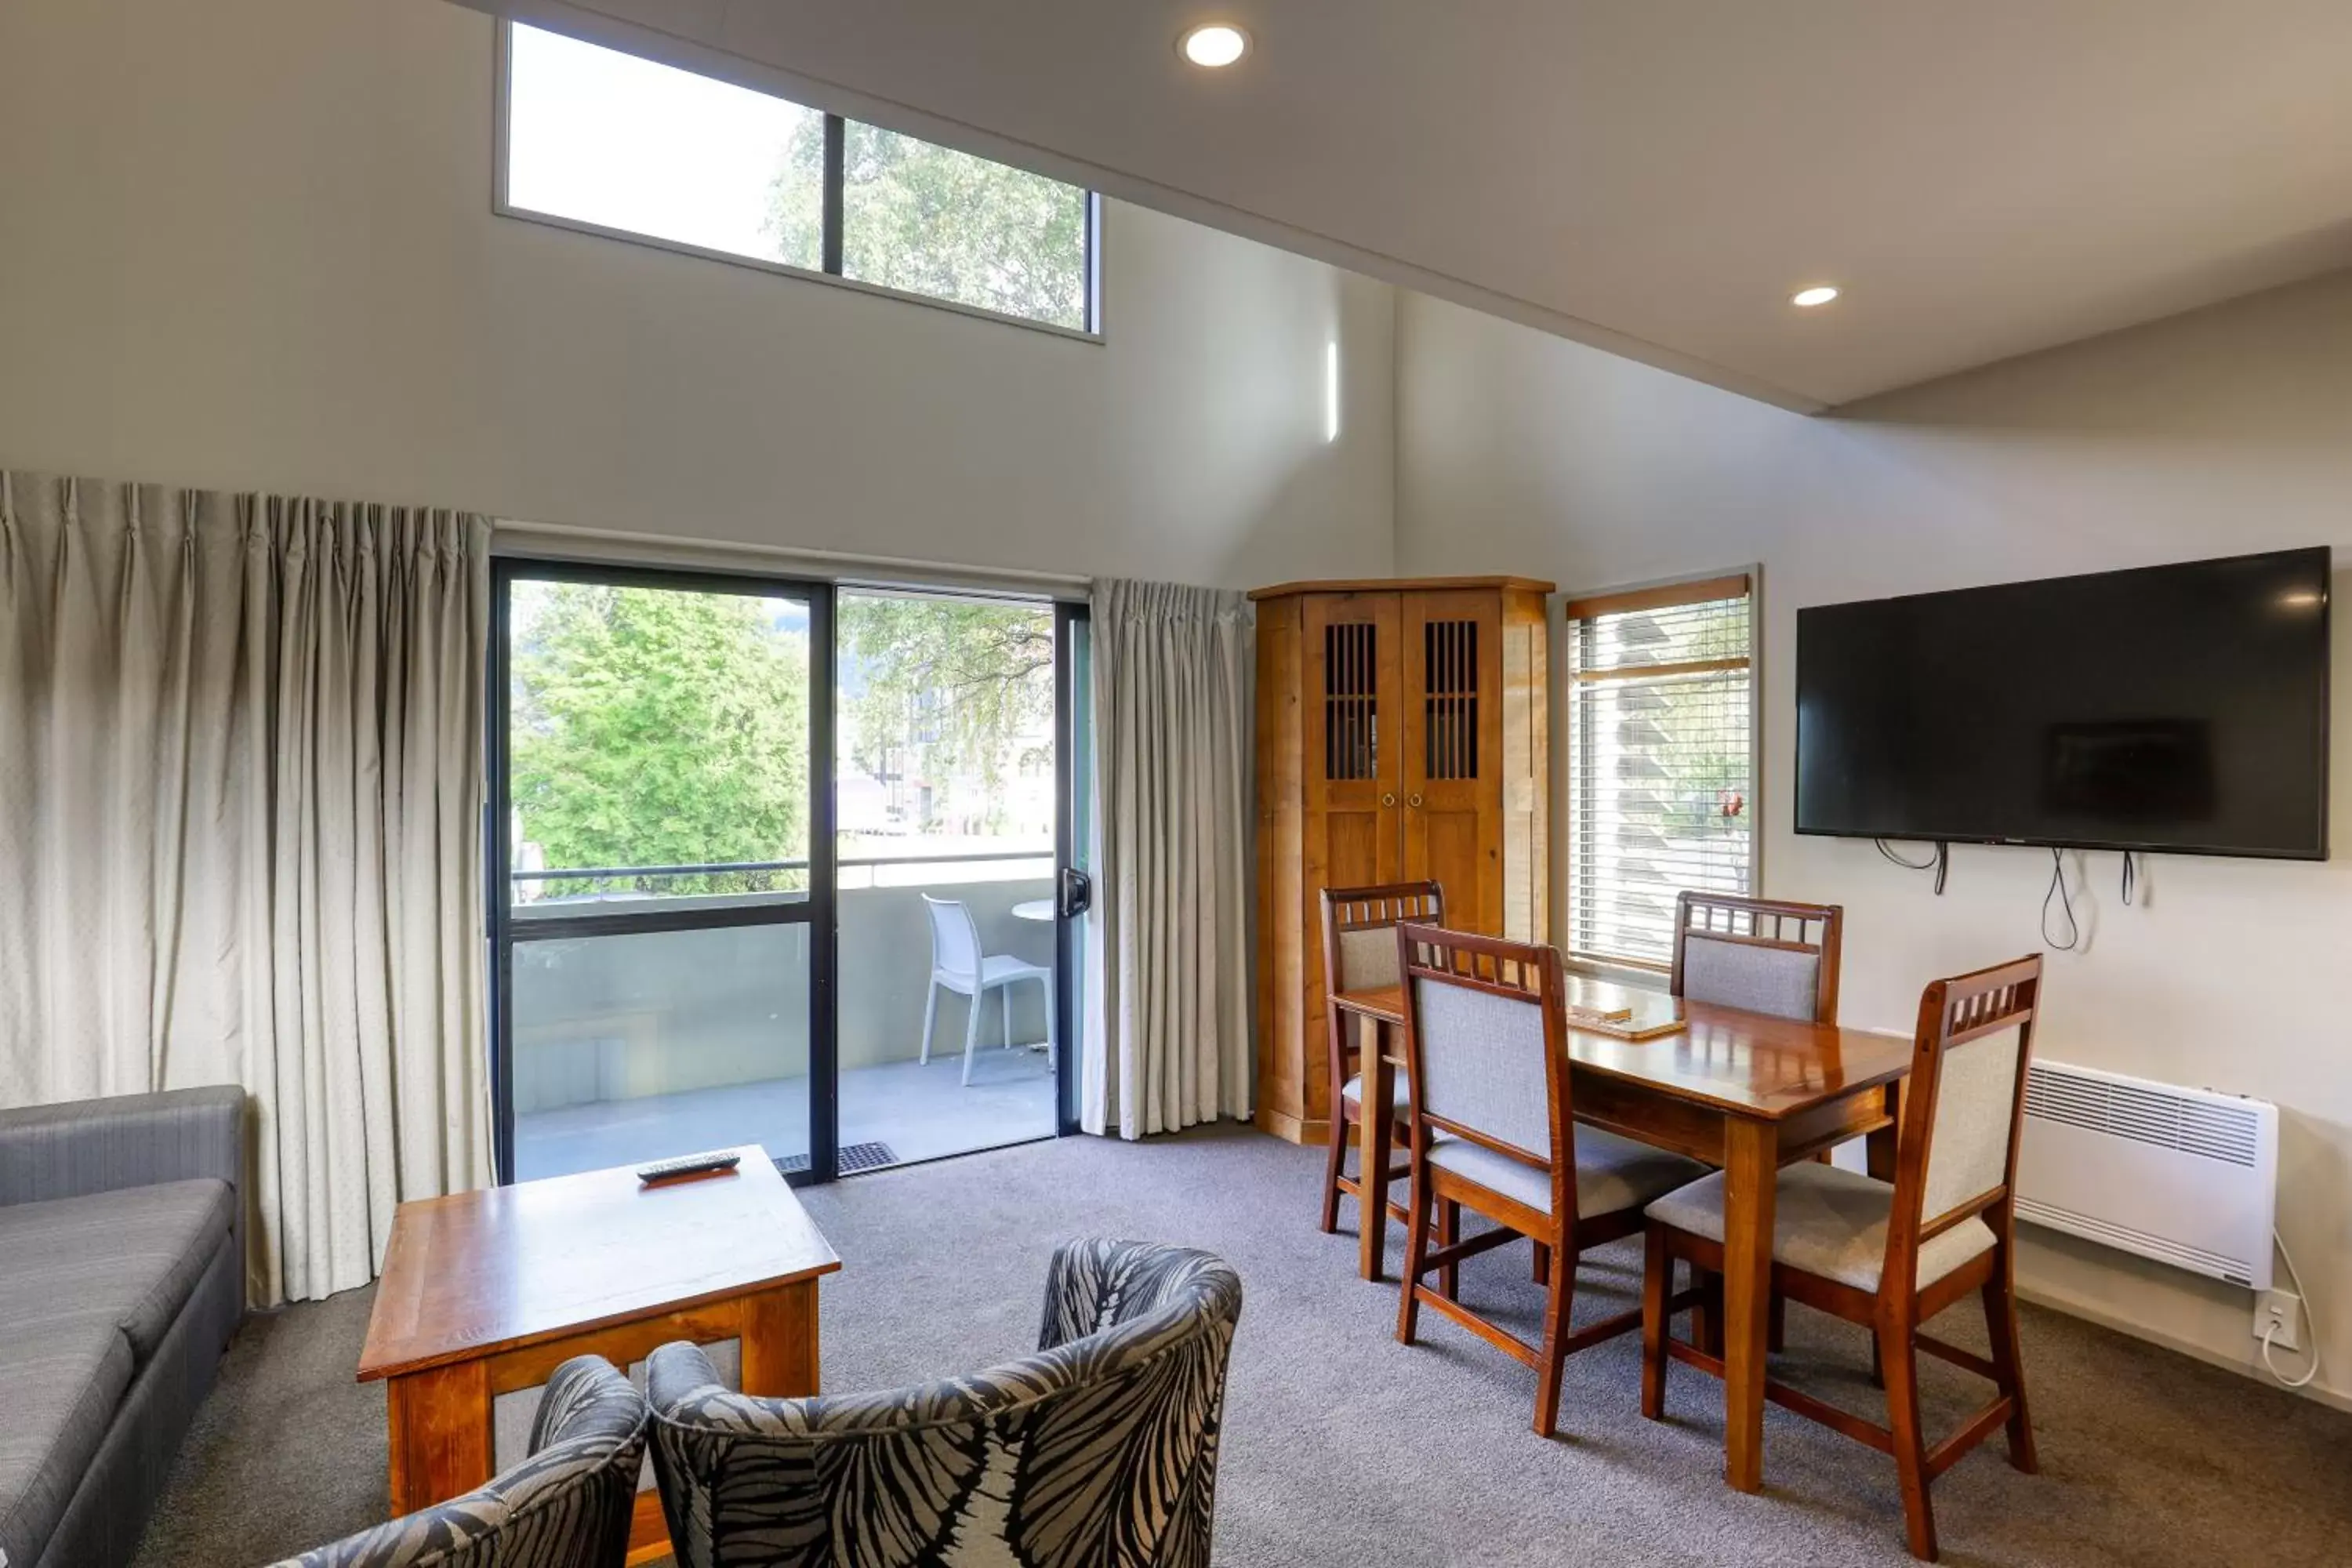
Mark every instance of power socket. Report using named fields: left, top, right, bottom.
left=2256, top=1289, right=2304, bottom=1354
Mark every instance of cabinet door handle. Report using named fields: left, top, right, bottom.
left=1407, top=793, right=1424, bottom=808
left=1381, top=792, right=1398, bottom=808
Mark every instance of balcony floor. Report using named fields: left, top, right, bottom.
left=514, top=1046, right=1057, bottom=1181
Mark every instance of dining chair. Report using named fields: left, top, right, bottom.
left=1316, top=881, right=1443, bottom=1247
left=920, top=894, right=1055, bottom=1086
left=1640, top=955, right=2043, bottom=1562
left=1672, top=890, right=1846, bottom=1348
left=1392, top=923, right=1710, bottom=1436
left=1671, top=891, right=1844, bottom=1024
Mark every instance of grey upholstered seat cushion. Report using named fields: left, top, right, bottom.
left=268, top=1356, right=648, bottom=1568
left=1646, top=1161, right=1997, bottom=1294
left=1339, top=1072, right=1411, bottom=1112
left=1428, top=1129, right=1707, bottom=1221
left=0, top=1178, right=234, bottom=1360
left=648, top=1238, right=1243, bottom=1568
left=0, top=1319, right=135, bottom=1568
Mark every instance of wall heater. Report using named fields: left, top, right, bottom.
left=2014, top=1058, right=2277, bottom=1291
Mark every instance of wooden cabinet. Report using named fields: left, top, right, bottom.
left=1251, top=575, right=1554, bottom=1143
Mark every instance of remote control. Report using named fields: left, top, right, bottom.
left=636, top=1149, right=742, bottom=1183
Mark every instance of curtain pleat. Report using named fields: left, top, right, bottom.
left=0, top=471, right=491, bottom=1305
left=1083, top=579, right=1251, bottom=1139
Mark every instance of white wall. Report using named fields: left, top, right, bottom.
left=1397, top=270, right=2352, bottom=1405
left=0, top=0, right=1395, bottom=590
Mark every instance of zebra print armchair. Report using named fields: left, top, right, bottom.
left=267, top=1356, right=646, bottom=1568
left=646, top=1238, right=1244, bottom=1568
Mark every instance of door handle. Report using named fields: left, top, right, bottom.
left=1059, top=866, right=1093, bottom=919
left=1407, top=793, right=1424, bottom=808
left=1381, top=793, right=1398, bottom=808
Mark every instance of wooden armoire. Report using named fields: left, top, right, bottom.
left=1250, top=576, right=1554, bottom=1143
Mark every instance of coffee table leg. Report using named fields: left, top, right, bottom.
left=1721, top=1116, right=1777, bottom=1494
left=386, top=1360, right=491, bottom=1516
left=741, top=1279, right=822, bottom=1397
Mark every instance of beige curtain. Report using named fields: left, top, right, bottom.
left=0, top=470, right=491, bottom=1305
left=1083, top=579, right=1252, bottom=1139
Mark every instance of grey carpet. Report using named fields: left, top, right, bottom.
left=136, top=1123, right=2352, bottom=1566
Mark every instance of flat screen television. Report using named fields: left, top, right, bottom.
left=1795, top=548, right=2331, bottom=859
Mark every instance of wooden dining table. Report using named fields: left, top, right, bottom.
left=1329, top=975, right=1915, bottom=1494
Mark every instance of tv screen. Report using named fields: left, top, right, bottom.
left=1795, top=548, right=2331, bottom=858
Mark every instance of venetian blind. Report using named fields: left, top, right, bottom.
left=1565, top=576, right=1755, bottom=969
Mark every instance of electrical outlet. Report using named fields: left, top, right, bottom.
left=2256, top=1289, right=2303, bottom=1353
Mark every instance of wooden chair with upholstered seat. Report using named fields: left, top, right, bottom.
left=1392, top=924, right=1710, bottom=1436
left=1640, top=955, right=2044, bottom=1561
left=1671, top=891, right=1845, bottom=1350
left=1316, top=882, right=1445, bottom=1258
left=1671, top=891, right=1844, bottom=1024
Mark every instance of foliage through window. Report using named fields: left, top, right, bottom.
left=503, top=24, right=1094, bottom=332
left=510, top=582, right=810, bottom=898
left=837, top=593, right=1056, bottom=855
left=1566, top=577, right=1755, bottom=968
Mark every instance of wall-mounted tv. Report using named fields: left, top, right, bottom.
left=1795, top=548, right=2331, bottom=859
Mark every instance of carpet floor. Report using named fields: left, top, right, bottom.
left=136, top=1123, right=2352, bottom=1566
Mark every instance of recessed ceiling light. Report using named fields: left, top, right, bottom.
left=1180, top=24, right=1250, bottom=68
left=1791, top=285, right=1842, bottom=308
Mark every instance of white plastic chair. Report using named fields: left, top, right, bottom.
left=920, top=895, right=1056, bottom=1086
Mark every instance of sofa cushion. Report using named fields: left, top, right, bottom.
left=0, top=1319, right=135, bottom=1568
left=0, top=1178, right=234, bottom=1362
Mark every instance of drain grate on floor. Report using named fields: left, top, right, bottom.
left=774, top=1141, right=897, bottom=1178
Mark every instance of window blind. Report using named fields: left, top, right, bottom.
left=1566, top=577, right=1755, bottom=969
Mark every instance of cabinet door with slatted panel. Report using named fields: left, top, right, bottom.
left=1302, top=592, right=1404, bottom=898
left=1401, top=590, right=1504, bottom=933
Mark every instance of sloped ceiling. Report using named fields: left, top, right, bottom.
left=470, top=1, right=2352, bottom=410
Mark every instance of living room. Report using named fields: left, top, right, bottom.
left=3, top=2, right=2348, bottom=1566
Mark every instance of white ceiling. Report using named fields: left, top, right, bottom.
left=481, top=1, right=2352, bottom=410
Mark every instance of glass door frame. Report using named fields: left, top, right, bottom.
left=1052, top=599, right=1091, bottom=1137
left=487, top=557, right=840, bottom=1185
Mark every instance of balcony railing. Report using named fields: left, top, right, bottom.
left=510, top=850, right=1056, bottom=913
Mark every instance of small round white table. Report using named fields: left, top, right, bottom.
left=1010, top=898, right=1055, bottom=924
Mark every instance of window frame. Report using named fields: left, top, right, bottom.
left=492, top=21, right=1104, bottom=343
left=1561, top=568, right=1763, bottom=975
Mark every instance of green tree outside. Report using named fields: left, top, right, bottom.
left=837, top=594, right=1054, bottom=837
left=768, top=121, right=1087, bottom=329
left=510, top=583, right=809, bottom=896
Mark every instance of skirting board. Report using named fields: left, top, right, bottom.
left=2016, top=1279, right=2349, bottom=1414
left=1254, top=1109, right=1329, bottom=1146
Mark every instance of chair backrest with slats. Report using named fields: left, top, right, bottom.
left=1395, top=924, right=1567, bottom=1187
left=1671, top=891, right=1844, bottom=1024
left=924, top=895, right=982, bottom=985
left=1320, top=883, right=1446, bottom=1102
left=1321, top=882, right=1446, bottom=999
left=1882, top=954, right=2043, bottom=1298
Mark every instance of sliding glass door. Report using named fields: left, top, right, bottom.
left=491, top=563, right=835, bottom=1182
left=490, top=561, right=1085, bottom=1185
left=831, top=590, right=1062, bottom=1167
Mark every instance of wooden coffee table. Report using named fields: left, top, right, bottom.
left=358, top=1148, right=840, bottom=1564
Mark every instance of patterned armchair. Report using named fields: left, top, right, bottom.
left=267, top=1356, right=646, bottom=1568
left=646, top=1238, right=1244, bottom=1568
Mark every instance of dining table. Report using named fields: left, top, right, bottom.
left=1327, top=974, right=1916, bottom=1494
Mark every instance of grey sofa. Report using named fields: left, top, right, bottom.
left=265, top=1355, right=647, bottom=1568
left=647, top=1236, right=1243, bottom=1568
left=0, top=1087, right=247, bottom=1568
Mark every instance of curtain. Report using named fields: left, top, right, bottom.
left=1083, top=579, right=1252, bottom=1139
left=0, top=470, right=491, bottom=1305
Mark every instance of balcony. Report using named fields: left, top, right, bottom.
left=507, top=854, right=1059, bottom=1180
